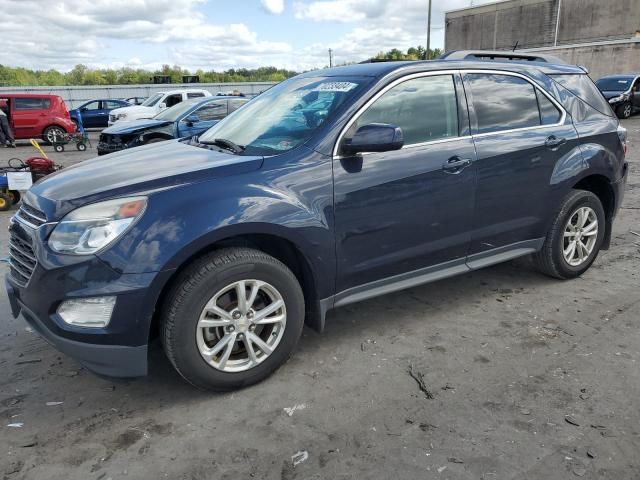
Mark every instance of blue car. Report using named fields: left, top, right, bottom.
left=6, top=52, right=628, bottom=390
left=97, top=96, right=248, bottom=155
left=69, top=99, right=130, bottom=129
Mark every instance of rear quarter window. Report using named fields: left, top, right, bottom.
left=550, top=74, right=614, bottom=119
left=14, top=98, right=51, bottom=110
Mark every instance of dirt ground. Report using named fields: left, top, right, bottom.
left=0, top=121, right=639, bottom=480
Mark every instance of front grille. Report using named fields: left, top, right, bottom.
left=9, top=231, right=37, bottom=287
left=15, top=204, right=47, bottom=228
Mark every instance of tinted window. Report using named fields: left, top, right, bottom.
left=467, top=74, right=541, bottom=134
left=165, top=94, right=182, bottom=108
left=536, top=89, right=561, bottom=125
left=353, top=75, right=459, bottom=145
left=15, top=98, right=51, bottom=110
left=106, top=101, right=124, bottom=109
left=187, top=92, right=205, bottom=99
left=228, top=99, right=247, bottom=113
left=194, top=102, right=227, bottom=121
left=551, top=74, right=613, bottom=117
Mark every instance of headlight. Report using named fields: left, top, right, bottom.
left=116, top=113, right=127, bottom=120
left=48, top=197, right=147, bottom=255
left=609, top=94, right=629, bottom=104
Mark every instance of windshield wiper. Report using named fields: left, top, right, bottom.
left=199, top=138, right=245, bottom=154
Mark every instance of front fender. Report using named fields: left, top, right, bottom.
left=98, top=149, right=335, bottom=299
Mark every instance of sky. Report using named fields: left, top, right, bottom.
left=0, top=0, right=496, bottom=72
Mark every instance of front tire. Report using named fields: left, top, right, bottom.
left=161, top=248, right=305, bottom=391
left=533, top=190, right=605, bottom=279
left=616, top=102, right=632, bottom=119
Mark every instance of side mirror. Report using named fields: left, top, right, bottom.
left=342, top=123, right=404, bottom=155
left=184, top=114, right=200, bottom=127
left=158, top=102, right=167, bottom=110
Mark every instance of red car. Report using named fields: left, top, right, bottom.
left=0, top=94, right=76, bottom=143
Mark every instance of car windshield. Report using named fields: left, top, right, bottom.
left=596, top=77, right=634, bottom=92
left=154, top=99, right=200, bottom=122
left=142, top=93, right=163, bottom=107
left=198, top=76, right=368, bottom=155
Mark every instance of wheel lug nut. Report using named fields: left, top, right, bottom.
left=232, top=311, right=241, bottom=319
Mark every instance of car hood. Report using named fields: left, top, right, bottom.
left=102, top=118, right=173, bottom=135
left=26, top=140, right=264, bottom=219
left=601, top=90, right=628, bottom=100
left=110, top=105, right=156, bottom=118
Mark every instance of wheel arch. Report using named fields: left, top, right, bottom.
left=572, top=174, right=615, bottom=249
left=149, top=231, right=324, bottom=344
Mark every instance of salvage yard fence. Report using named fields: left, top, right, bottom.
left=0, top=82, right=278, bottom=109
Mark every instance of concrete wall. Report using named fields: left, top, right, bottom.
left=445, top=0, right=640, bottom=51
left=522, top=40, right=640, bottom=80
left=0, top=82, right=277, bottom=109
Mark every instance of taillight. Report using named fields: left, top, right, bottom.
left=617, top=126, right=627, bottom=157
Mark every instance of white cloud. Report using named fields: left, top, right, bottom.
left=261, top=0, right=285, bottom=14
left=0, top=0, right=293, bottom=71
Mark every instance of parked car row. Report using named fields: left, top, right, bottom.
left=0, top=88, right=244, bottom=141
left=596, top=74, right=640, bottom=119
left=5, top=51, right=629, bottom=391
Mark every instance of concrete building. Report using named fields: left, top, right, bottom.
left=445, top=0, right=640, bottom=79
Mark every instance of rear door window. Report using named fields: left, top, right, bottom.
left=352, top=75, right=459, bottom=145
left=187, top=92, right=205, bottom=99
left=466, top=74, right=542, bottom=134
left=536, top=89, right=562, bottom=125
left=14, top=98, right=51, bottom=110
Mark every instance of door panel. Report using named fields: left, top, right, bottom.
left=333, top=73, right=476, bottom=293
left=12, top=97, right=51, bottom=138
left=463, top=72, right=582, bottom=254
left=469, top=124, right=581, bottom=253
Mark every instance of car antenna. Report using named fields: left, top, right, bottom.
left=512, top=41, right=519, bottom=52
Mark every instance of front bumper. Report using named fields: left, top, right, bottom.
left=5, top=218, right=174, bottom=377
left=97, top=141, right=127, bottom=156
left=7, top=279, right=148, bottom=377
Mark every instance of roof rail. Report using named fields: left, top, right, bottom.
left=440, top=50, right=567, bottom=65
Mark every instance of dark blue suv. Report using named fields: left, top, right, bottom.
left=5, top=52, right=628, bottom=390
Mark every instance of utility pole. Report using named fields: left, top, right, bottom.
left=554, top=0, right=563, bottom=46
left=328, top=48, right=333, bottom=68
left=426, top=0, right=432, bottom=59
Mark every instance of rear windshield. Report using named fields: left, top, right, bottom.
left=596, top=77, right=634, bottom=92
left=550, top=74, right=613, bottom=118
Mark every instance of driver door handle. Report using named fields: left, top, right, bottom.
left=442, top=156, right=472, bottom=174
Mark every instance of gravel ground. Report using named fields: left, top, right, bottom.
left=0, top=120, right=639, bottom=480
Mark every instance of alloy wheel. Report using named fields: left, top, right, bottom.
left=562, top=206, right=598, bottom=267
left=196, top=280, right=287, bottom=372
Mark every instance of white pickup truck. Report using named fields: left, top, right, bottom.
left=108, top=89, right=212, bottom=125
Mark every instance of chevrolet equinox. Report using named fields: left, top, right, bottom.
left=6, top=52, right=628, bottom=390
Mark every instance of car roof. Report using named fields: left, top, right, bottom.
left=0, top=93, right=62, bottom=99
left=297, top=58, right=585, bottom=80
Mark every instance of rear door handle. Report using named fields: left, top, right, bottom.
left=443, top=156, right=472, bottom=174
left=545, top=135, right=567, bottom=149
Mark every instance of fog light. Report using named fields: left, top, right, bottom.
left=57, top=297, right=116, bottom=328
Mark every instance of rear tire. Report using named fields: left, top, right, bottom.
left=533, top=190, right=605, bottom=279
left=161, top=248, right=305, bottom=391
left=0, top=194, right=12, bottom=211
left=43, top=126, right=66, bottom=145
left=616, top=102, right=632, bottom=119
